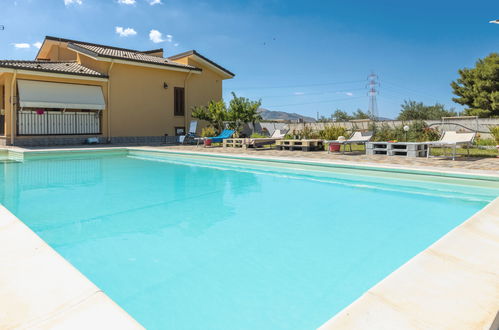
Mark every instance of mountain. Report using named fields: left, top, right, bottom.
left=258, top=108, right=316, bottom=122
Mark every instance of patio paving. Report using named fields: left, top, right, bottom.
left=154, top=145, right=499, bottom=172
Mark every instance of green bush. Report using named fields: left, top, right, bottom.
left=250, top=132, right=267, bottom=138
left=490, top=126, right=499, bottom=144
left=201, top=126, right=216, bottom=137
left=289, top=126, right=321, bottom=139
left=298, top=126, right=315, bottom=139
left=473, top=134, right=495, bottom=146
left=318, top=125, right=348, bottom=140
left=373, top=123, right=400, bottom=141
left=373, top=121, right=440, bottom=142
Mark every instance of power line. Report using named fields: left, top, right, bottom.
left=224, top=79, right=365, bottom=91
left=266, top=96, right=364, bottom=108
left=382, top=81, right=441, bottom=100
left=257, top=88, right=365, bottom=99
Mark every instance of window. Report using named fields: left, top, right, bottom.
left=174, top=87, right=185, bottom=116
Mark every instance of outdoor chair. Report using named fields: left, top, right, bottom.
left=196, top=129, right=235, bottom=146
left=426, top=131, right=476, bottom=160
left=179, top=120, right=199, bottom=144
left=324, top=131, right=374, bottom=154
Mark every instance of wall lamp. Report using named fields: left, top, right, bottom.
left=163, top=82, right=169, bottom=89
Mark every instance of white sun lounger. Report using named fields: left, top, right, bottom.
left=324, top=131, right=373, bottom=154
left=426, top=131, right=476, bottom=160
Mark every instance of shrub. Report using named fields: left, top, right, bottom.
left=373, top=121, right=439, bottom=142
left=474, top=137, right=496, bottom=146
left=298, top=126, right=315, bottom=139
left=490, top=126, right=499, bottom=144
left=373, top=123, right=400, bottom=141
left=318, top=125, right=348, bottom=140
left=201, top=126, right=216, bottom=137
left=250, top=132, right=267, bottom=138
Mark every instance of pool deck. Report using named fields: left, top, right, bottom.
left=0, top=145, right=498, bottom=329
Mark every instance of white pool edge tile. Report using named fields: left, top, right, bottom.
left=318, top=197, right=499, bottom=330
left=0, top=205, right=144, bottom=329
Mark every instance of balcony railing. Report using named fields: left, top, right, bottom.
left=17, top=110, right=101, bottom=136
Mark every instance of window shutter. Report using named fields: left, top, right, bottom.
left=174, top=87, right=185, bottom=116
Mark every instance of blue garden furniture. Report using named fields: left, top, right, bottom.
left=196, top=129, right=235, bottom=146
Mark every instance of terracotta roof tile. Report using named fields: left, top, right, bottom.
left=67, top=41, right=201, bottom=71
left=0, top=60, right=107, bottom=78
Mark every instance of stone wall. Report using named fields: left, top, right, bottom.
left=285, top=118, right=499, bottom=139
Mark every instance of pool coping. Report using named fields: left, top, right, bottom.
left=0, top=204, right=144, bottom=329
left=1, top=146, right=498, bottom=329
left=319, top=197, right=499, bottom=330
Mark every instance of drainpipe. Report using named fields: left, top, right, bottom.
left=10, top=71, right=17, bottom=146
left=183, top=69, right=193, bottom=132
left=107, top=61, right=114, bottom=143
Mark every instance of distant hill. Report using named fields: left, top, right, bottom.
left=258, top=108, right=316, bottom=122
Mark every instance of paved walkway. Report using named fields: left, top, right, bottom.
left=154, top=145, right=499, bottom=172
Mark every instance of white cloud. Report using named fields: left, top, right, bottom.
left=118, top=0, right=136, bottom=4
left=336, top=91, right=354, bottom=97
left=115, top=26, right=137, bottom=37
left=64, top=0, right=83, bottom=6
left=173, top=43, right=179, bottom=47
left=32, top=41, right=43, bottom=49
left=293, top=92, right=305, bottom=95
left=148, top=0, right=162, bottom=5
left=13, top=43, right=30, bottom=49
left=165, top=34, right=173, bottom=42
left=149, top=29, right=163, bottom=43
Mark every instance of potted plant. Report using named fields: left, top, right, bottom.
left=201, top=127, right=216, bottom=147
left=319, top=125, right=348, bottom=152
left=490, top=126, right=499, bottom=157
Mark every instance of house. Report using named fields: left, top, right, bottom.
left=0, top=36, right=234, bottom=146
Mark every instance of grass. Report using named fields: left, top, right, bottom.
left=429, top=147, right=498, bottom=158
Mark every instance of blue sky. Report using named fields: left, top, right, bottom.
left=1, top=0, right=498, bottom=119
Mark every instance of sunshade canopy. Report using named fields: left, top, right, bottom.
left=17, top=79, right=106, bottom=110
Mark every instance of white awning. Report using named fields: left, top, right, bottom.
left=17, top=80, right=106, bottom=110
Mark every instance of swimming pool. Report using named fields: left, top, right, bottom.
left=1, top=150, right=497, bottom=329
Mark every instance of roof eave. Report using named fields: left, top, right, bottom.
left=0, top=65, right=108, bottom=80
left=168, top=50, right=235, bottom=78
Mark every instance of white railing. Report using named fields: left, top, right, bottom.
left=17, top=110, right=101, bottom=135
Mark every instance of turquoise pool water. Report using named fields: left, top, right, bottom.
left=0, top=151, right=497, bottom=329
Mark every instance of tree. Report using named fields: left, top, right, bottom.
left=397, top=100, right=457, bottom=120
left=192, top=100, right=228, bottom=133
left=226, top=93, right=261, bottom=135
left=192, top=93, right=262, bottom=135
left=352, top=109, right=370, bottom=119
left=332, top=109, right=352, bottom=121
left=451, top=53, right=499, bottom=117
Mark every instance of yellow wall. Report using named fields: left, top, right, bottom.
left=77, top=53, right=110, bottom=75
left=1, top=42, right=230, bottom=142
left=46, top=44, right=77, bottom=61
